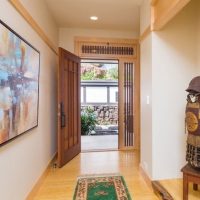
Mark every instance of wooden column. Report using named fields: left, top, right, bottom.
left=151, top=0, right=191, bottom=31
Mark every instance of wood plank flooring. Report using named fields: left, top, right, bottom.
left=160, top=179, right=200, bottom=200
left=32, top=151, right=158, bottom=200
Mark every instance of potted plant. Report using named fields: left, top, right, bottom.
left=81, top=107, right=97, bottom=135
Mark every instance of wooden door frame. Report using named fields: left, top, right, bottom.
left=74, top=37, right=140, bottom=150
left=118, top=58, right=140, bottom=150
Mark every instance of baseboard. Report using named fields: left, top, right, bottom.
left=139, top=165, right=174, bottom=200
left=139, top=164, right=152, bottom=189
left=152, top=181, right=174, bottom=200
left=119, top=147, right=136, bottom=151
left=26, top=152, right=57, bottom=200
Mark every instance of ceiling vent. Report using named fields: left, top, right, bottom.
left=81, top=45, right=134, bottom=56
left=75, top=37, right=138, bottom=59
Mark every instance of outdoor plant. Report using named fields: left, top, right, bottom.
left=81, top=65, right=118, bottom=80
left=81, top=66, right=106, bottom=80
left=107, top=67, right=118, bottom=80
left=81, top=67, right=95, bottom=80
left=81, top=107, right=97, bottom=135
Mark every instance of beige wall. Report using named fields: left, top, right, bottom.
left=140, top=0, right=200, bottom=180
left=152, top=0, right=198, bottom=180
left=140, top=34, right=153, bottom=179
left=20, top=0, right=58, bottom=46
left=140, top=0, right=151, bottom=34
left=59, top=27, right=139, bottom=53
left=198, top=0, right=200, bottom=68
left=0, top=1, right=58, bottom=199
left=140, top=0, right=153, bottom=179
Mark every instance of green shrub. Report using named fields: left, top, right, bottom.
left=107, top=67, right=118, bottom=80
left=81, top=70, right=95, bottom=80
left=81, top=107, right=97, bottom=135
left=81, top=66, right=118, bottom=80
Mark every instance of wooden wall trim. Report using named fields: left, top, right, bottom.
left=9, top=0, right=58, bottom=55
left=139, top=165, right=174, bottom=200
left=140, top=26, right=151, bottom=43
left=74, top=37, right=139, bottom=45
left=134, top=44, right=140, bottom=150
left=75, top=37, right=140, bottom=150
left=26, top=153, right=57, bottom=200
left=151, top=0, right=191, bottom=31
left=139, top=164, right=153, bottom=189
left=152, top=181, right=174, bottom=200
left=150, top=0, right=158, bottom=6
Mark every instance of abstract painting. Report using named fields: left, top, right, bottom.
left=0, top=20, right=40, bottom=145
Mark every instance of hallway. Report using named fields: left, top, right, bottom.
left=32, top=151, right=158, bottom=200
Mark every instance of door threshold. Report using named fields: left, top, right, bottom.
left=81, top=148, right=118, bottom=153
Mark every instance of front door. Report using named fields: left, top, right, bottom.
left=58, top=47, right=81, bottom=167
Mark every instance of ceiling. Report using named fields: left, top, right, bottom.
left=45, top=0, right=143, bottom=31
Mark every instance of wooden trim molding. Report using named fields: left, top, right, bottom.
left=139, top=26, right=151, bottom=43
left=26, top=153, right=57, bottom=200
left=9, top=0, right=58, bottom=55
left=134, top=44, right=140, bottom=150
left=151, top=0, right=191, bottom=31
left=74, top=37, right=138, bottom=45
left=139, top=164, right=152, bottom=189
left=150, top=0, right=158, bottom=6
left=139, top=166, right=174, bottom=199
left=119, top=147, right=135, bottom=151
left=152, top=181, right=174, bottom=200
left=75, top=37, right=140, bottom=150
left=74, top=37, right=139, bottom=59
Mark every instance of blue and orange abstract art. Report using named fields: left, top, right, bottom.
left=0, top=20, right=40, bottom=145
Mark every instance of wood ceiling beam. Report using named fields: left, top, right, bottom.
left=151, top=0, right=191, bottom=31
left=150, top=0, right=158, bottom=6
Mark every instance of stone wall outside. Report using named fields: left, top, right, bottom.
left=81, top=105, right=118, bottom=125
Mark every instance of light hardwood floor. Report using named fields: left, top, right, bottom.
left=32, top=151, right=158, bottom=200
left=160, top=179, right=200, bottom=200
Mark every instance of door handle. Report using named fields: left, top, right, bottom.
left=60, top=102, right=66, bottom=128
left=61, top=113, right=66, bottom=128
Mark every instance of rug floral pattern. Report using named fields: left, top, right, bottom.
left=73, top=175, right=132, bottom=200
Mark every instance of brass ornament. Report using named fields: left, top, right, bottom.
left=186, top=112, right=198, bottom=132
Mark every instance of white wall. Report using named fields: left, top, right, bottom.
left=59, top=27, right=139, bottom=53
left=152, top=0, right=199, bottom=180
left=140, top=0, right=153, bottom=179
left=0, top=1, right=58, bottom=199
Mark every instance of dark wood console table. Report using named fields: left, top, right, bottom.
left=181, top=164, right=200, bottom=200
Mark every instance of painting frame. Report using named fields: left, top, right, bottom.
left=0, top=19, right=40, bottom=146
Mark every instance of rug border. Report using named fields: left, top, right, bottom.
left=120, top=175, right=132, bottom=200
left=73, top=174, right=132, bottom=200
left=77, top=173, right=121, bottom=179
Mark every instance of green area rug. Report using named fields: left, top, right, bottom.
left=73, top=174, right=132, bottom=200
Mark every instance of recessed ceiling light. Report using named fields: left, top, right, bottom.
left=90, top=16, right=98, bottom=21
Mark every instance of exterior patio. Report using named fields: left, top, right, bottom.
left=81, top=72, right=119, bottom=151
left=81, top=135, right=118, bottom=151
